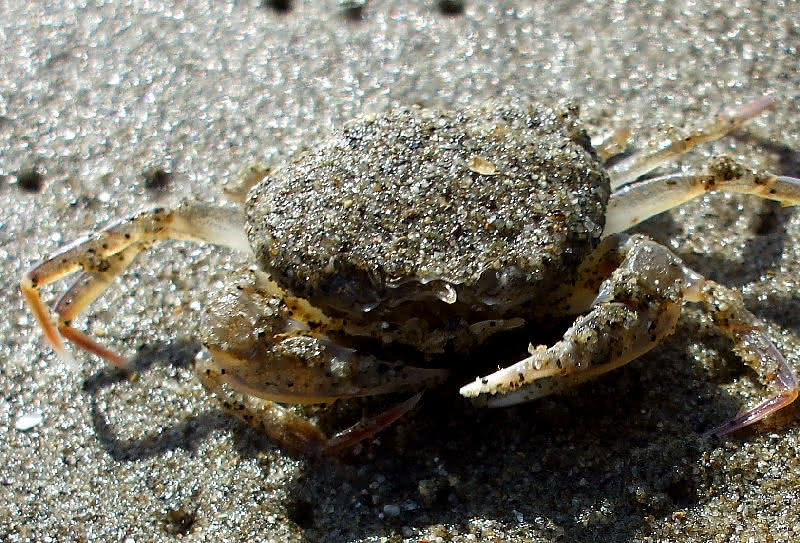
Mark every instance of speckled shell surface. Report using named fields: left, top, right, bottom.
left=246, top=100, right=610, bottom=314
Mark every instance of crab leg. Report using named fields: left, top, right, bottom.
left=686, top=282, right=800, bottom=435
left=609, top=96, right=775, bottom=188
left=593, top=125, right=632, bottom=162
left=52, top=246, right=145, bottom=368
left=461, top=235, right=799, bottom=435
left=603, top=157, right=800, bottom=236
left=196, top=349, right=423, bottom=455
left=20, top=204, right=250, bottom=368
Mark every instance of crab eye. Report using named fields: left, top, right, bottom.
left=474, top=265, right=528, bottom=307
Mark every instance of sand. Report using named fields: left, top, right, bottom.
left=2, top=1, right=799, bottom=541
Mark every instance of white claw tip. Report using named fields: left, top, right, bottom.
left=459, top=379, right=485, bottom=398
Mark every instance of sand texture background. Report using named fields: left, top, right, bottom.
left=2, top=1, right=800, bottom=541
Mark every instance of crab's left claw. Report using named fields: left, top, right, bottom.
left=460, top=300, right=681, bottom=406
left=461, top=235, right=800, bottom=435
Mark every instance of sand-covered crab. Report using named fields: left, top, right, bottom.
left=21, top=97, right=800, bottom=454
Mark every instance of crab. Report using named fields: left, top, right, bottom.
left=21, top=96, right=800, bottom=455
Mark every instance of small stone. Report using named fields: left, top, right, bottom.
left=467, top=155, right=498, bottom=175
left=15, top=412, right=43, bottom=431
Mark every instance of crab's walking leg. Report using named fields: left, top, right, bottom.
left=51, top=246, right=144, bottom=368
left=593, top=126, right=632, bottom=162
left=196, top=350, right=423, bottom=455
left=20, top=204, right=250, bottom=368
left=603, top=156, right=800, bottom=236
left=460, top=235, right=799, bottom=435
left=609, top=96, right=775, bottom=188
left=686, top=282, right=800, bottom=435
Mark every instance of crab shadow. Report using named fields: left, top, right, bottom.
left=80, top=325, right=788, bottom=542
left=82, top=339, right=244, bottom=461
left=283, top=323, right=791, bottom=543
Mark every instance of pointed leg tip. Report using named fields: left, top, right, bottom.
left=704, top=418, right=745, bottom=439
left=58, top=325, right=131, bottom=370
left=705, top=388, right=799, bottom=438
left=53, top=345, right=80, bottom=372
left=320, top=392, right=426, bottom=455
left=732, top=95, right=776, bottom=121
left=402, top=391, right=425, bottom=410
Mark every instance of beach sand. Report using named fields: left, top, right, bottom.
left=2, top=1, right=799, bottom=541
